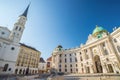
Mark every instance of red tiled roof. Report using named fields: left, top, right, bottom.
left=47, top=56, right=52, bottom=61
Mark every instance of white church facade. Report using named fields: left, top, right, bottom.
left=52, top=26, right=120, bottom=74
left=0, top=4, right=29, bottom=74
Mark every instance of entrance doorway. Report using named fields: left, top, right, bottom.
left=107, top=64, right=114, bottom=73
left=94, top=55, right=103, bottom=73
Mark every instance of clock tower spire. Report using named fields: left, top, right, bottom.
left=9, top=4, right=30, bottom=43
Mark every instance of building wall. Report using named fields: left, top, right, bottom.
left=15, top=45, right=40, bottom=74
left=38, top=63, right=47, bottom=73
left=0, top=26, right=10, bottom=39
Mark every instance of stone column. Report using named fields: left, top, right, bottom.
left=88, top=48, right=93, bottom=59
left=89, top=64, right=94, bottom=73
left=102, top=63, right=108, bottom=73
left=82, top=50, right=86, bottom=61
left=107, top=36, right=120, bottom=66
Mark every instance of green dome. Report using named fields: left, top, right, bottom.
left=92, top=25, right=107, bottom=37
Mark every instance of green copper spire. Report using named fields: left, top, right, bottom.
left=92, top=25, right=108, bottom=38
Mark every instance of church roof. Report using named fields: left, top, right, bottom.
left=21, top=4, right=30, bottom=17
left=20, top=43, right=40, bottom=52
left=47, top=56, right=52, bottom=61
left=57, top=45, right=63, bottom=48
left=39, top=57, right=46, bottom=63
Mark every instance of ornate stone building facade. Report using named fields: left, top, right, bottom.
left=52, top=26, right=120, bottom=74
left=15, top=43, right=40, bottom=74
left=0, top=4, right=30, bottom=74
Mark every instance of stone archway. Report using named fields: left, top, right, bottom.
left=94, top=55, right=103, bottom=73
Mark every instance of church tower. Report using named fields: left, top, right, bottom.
left=9, top=4, right=30, bottom=43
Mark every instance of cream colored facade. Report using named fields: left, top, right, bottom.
left=15, top=43, right=41, bottom=74
left=52, top=26, right=120, bottom=74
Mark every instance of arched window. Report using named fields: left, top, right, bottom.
left=117, top=46, right=120, bottom=53
left=3, top=64, right=9, bottom=71
left=15, top=26, right=18, bottom=30
left=19, top=27, right=21, bottom=31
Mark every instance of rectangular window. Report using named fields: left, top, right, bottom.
left=59, top=59, right=62, bottom=63
left=65, top=54, right=66, bottom=57
left=59, top=69, right=61, bottom=72
left=65, top=58, right=67, bottom=63
left=75, top=57, right=77, bottom=62
left=59, top=54, right=62, bottom=57
left=80, top=56, right=83, bottom=61
left=65, top=69, right=67, bottom=72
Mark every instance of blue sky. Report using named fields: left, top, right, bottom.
left=0, top=0, right=120, bottom=60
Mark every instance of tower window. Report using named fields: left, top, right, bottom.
left=15, top=26, right=18, bottom=30
left=19, top=27, right=21, bottom=31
